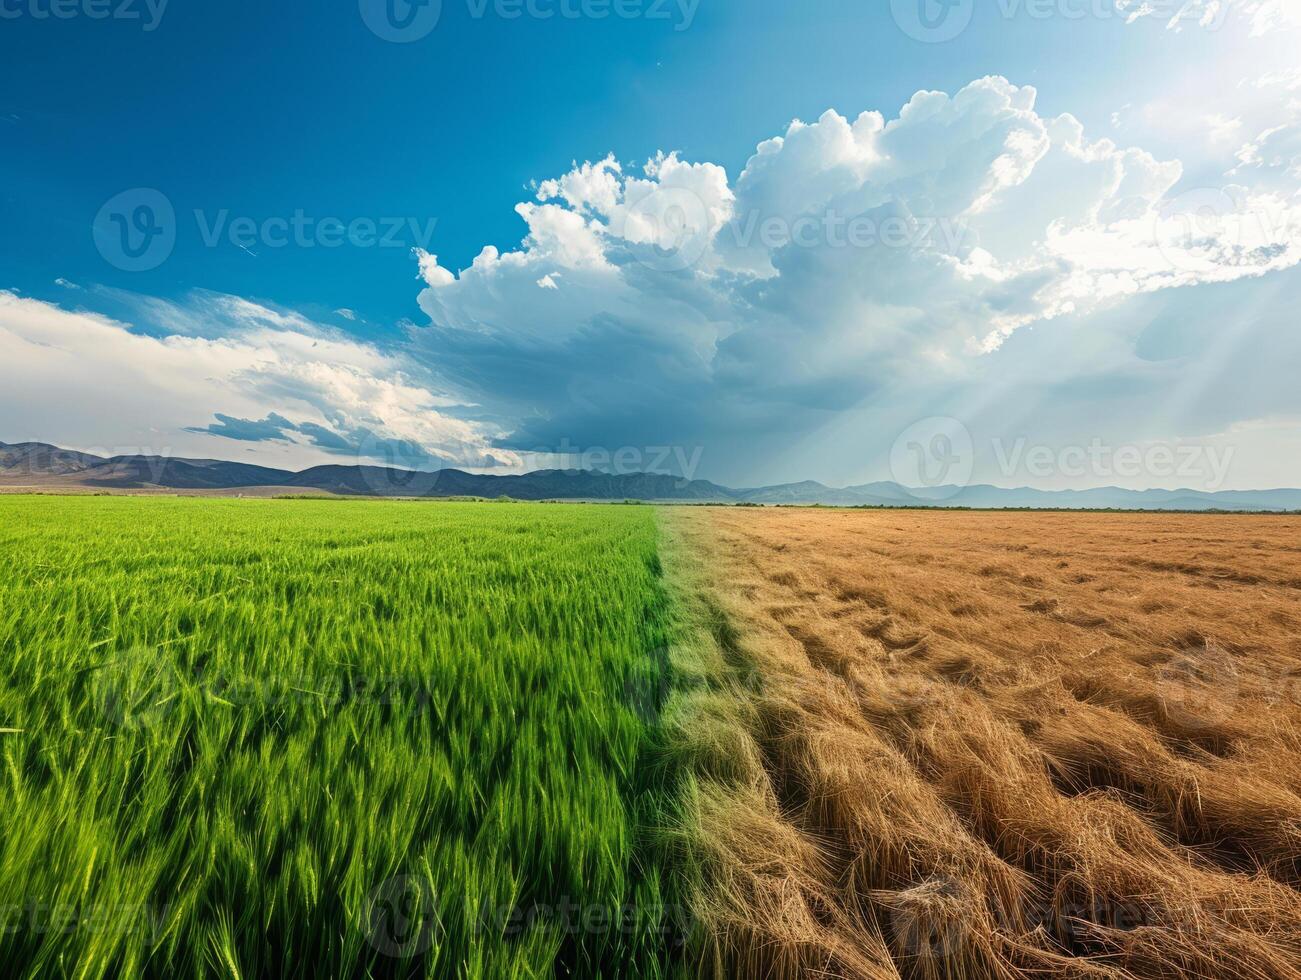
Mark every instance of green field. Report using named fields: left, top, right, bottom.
left=0, top=496, right=691, bottom=979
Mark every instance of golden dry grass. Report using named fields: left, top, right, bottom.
left=663, top=507, right=1301, bottom=980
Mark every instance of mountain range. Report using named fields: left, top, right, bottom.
left=3, top=440, right=1299, bottom=511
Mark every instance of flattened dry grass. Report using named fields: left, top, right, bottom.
left=665, top=507, right=1301, bottom=979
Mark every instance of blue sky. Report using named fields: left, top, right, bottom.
left=2, top=0, right=1299, bottom=489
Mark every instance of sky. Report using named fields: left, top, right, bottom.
left=1, top=0, right=1299, bottom=490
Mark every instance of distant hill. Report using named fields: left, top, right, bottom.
left=0, top=441, right=108, bottom=477
left=0, top=442, right=294, bottom=490
left=3, top=440, right=1299, bottom=511
left=278, top=465, right=735, bottom=501
left=886, top=483, right=1301, bottom=512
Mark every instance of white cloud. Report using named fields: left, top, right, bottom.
left=1235, top=122, right=1301, bottom=181
left=415, top=250, right=455, bottom=287
left=1207, top=113, right=1244, bottom=144
left=9, top=75, right=1299, bottom=490
left=405, top=77, right=1300, bottom=473
left=0, top=289, right=507, bottom=470
left=537, top=153, right=623, bottom=214
left=1118, top=0, right=1300, bottom=35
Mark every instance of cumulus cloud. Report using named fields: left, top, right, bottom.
left=8, top=75, right=1299, bottom=490
left=405, top=77, right=1301, bottom=482
left=0, top=289, right=508, bottom=470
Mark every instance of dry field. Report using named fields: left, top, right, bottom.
left=664, top=507, right=1301, bottom=979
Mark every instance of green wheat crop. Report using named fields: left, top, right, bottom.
left=0, top=496, right=688, bottom=979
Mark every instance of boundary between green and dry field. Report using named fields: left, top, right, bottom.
left=651, top=508, right=788, bottom=979
left=0, top=496, right=722, bottom=980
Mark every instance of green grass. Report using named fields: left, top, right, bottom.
left=0, top=496, right=688, bottom=979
